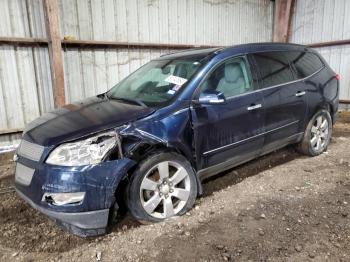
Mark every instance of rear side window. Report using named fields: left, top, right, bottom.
left=286, top=52, right=324, bottom=79
left=252, top=52, right=294, bottom=88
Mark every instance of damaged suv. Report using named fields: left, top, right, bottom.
left=14, top=43, right=339, bottom=236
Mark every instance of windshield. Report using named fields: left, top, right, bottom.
left=107, top=59, right=202, bottom=107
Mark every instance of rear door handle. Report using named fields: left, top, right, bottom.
left=247, top=104, right=262, bottom=111
left=295, top=91, right=306, bottom=97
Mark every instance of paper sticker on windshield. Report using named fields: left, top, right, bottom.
left=165, top=75, right=188, bottom=86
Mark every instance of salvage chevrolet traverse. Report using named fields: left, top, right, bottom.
left=14, top=43, right=339, bottom=236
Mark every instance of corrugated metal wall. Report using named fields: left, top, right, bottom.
left=60, top=0, right=273, bottom=103
left=0, top=0, right=53, bottom=147
left=0, top=0, right=274, bottom=147
left=290, top=0, right=350, bottom=108
left=60, top=0, right=273, bottom=44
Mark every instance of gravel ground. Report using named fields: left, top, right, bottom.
left=0, top=112, right=349, bottom=262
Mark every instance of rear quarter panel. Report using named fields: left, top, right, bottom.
left=305, top=65, right=339, bottom=124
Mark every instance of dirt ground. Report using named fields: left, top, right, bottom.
left=0, top=112, right=350, bottom=262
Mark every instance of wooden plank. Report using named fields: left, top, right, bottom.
left=273, top=0, right=295, bottom=43
left=340, top=99, right=350, bottom=105
left=0, top=36, right=217, bottom=50
left=0, top=128, right=23, bottom=135
left=0, top=37, right=48, bottom=46
left=2, top=36, right=350, bottom=50
left=308, top=39, right=350, bottom=48
left=43, top=0, right=65, bottom=107
left=61, top=39, right=217, bottom=50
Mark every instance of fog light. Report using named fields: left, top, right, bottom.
left=42, top=192, right=85, bottom=206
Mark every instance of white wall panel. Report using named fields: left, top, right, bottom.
left=63, top=48, right=177, bottom=103
left=60, top=0, right=274, bottom=103
left=0, top=45, right=52, bottom=147
left=0, top=0, right=46, bottom=38
left=0, top=0, right=52, bottom=147
left=0, top=0, right=274, bottom=147
left=59, top=0, right=273, bottom=45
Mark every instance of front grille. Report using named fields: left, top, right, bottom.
left=17, top=140, right=44, bottom=162
left=15, top=163, right=35, bottom=186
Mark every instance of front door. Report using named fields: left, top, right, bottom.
left=191, top=56, right=264, bottom=178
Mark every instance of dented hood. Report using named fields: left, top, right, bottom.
left=22, top=96, right=155, bottom=146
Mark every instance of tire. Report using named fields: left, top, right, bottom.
left=297, top=109, right=332, bottom=156
left=126, top=151, right=198, bottom=223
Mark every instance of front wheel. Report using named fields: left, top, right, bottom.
left=126, top=151, right=198, bottom=223
left=297, top=109, right=332, bottom=156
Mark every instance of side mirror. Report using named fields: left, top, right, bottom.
left=197, top=90, right=226, bottom=105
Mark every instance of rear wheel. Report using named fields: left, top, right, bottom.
left=298, top=109, right=332, bottom=156
left=126, top=151, right=197, bottom=223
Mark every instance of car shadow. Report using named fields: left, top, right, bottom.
left=201, top=145, right=301, bottom=197
left=110, top=145, right=302, bottom=233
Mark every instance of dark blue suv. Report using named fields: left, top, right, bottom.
left=14, top=43, right=339, bottom=236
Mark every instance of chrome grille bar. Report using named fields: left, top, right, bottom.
left=15, top=163, right=35, bottom=186
left=17, top=140, right=44, bottom=162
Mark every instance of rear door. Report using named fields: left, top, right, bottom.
left=191, top=55, right=264, bottom=176
left=250, top=51, right=308, bottom=153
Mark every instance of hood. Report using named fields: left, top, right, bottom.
left=22, top=96, right=155, bottom=146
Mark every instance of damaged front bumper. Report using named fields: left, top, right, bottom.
left=16, top=189, right=110, bottom=236
left=15, top=157, right=135, bottom=237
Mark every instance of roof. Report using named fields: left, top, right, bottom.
left=157, top=42, right=309, bottom=61
left=157, top=47, right=221, bottom=61
left=222, top=42, right=308, bottom=53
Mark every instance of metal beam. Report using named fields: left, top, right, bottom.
left=43, top=0, right=66, bottom=107
left=273, top=0, right=295, bottom=43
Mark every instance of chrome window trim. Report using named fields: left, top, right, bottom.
left=203, top=120, right=299, bottom=156
left=217, top=65, right=324, bottom=102
left=255, top=65, right=324, bottom=91
left=192, top=57, right=324, bottom=104
left=192, top=54, right=256, bottom=100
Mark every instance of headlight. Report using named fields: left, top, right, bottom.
left=46, top=131, right=117, bottom=166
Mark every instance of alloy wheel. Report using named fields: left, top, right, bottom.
left=310, top=115, right=329, bottom=151
left=139, top=161, right=191, bottom=219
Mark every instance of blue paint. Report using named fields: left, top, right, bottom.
left=15, top=43, right=339, bottom=236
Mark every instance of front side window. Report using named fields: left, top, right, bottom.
left=107, top=59, right=202, bottom=106
left=199, top=56, right=254, bottom=98
left=286, top=52, right=324, bottom=79
left=253, top=52, right=294, bottom=88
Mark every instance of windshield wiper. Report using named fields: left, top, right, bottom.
left=108, top=96, right=147, bottom=107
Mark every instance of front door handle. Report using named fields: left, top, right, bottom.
left=295, top=91, right=306, bottom=97
left=247, top=104, right=262, bottom=111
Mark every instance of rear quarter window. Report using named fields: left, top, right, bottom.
left=287, top=52, right=324, bottom=79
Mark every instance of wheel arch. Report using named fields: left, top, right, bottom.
left=123, top=141, right=203, bottom=196
left=111, top=140, right=202, bottom=217
left=310, top=102, right=333, bottom=124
